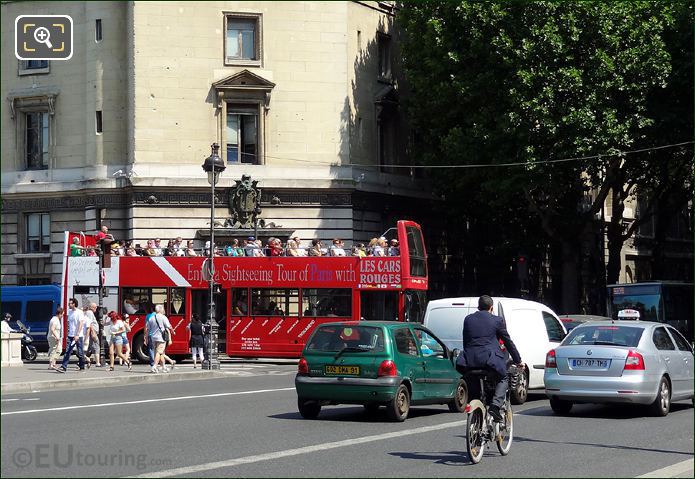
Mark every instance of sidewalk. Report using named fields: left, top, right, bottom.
left=1, top=356, right=243, bottom=395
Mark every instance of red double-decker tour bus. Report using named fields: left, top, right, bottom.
left=61, top=220, right=428, bottom=361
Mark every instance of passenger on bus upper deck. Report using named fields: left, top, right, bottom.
left=269, top=238, right=284, bottom=257
left=286, top=239, right=301, bottom=257
left=153, top=239, right=164, bottom=256
left=144, top=240, right=157, bottom=256
left=329, top=239, right=346, bottom=257
left=388, top=239, right=400, bottom=257
left=372, top=237, right=387, bottom=257
left=308, top=239, right=324, bottom=257
left=70, top=237, right=85, bottom=257
left=243, top=237, right=258, bottom=257
left=185, top=240, right=198, bottom=257
left=292, top=237, right=308, bottom=256
left=253, top=240, right=266, bottom=257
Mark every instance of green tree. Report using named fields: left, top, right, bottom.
left=398, top=1, right=693, bottom=311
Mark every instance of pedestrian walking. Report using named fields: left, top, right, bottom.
left=187, top=314, right=205, bottom=368
left=108, top=313, right=132, bottom=371
left=121, top=313, right=133, bottom=365
left=58, top=298, right=85, bottom=373
left=84, top=303, right=102, bottom=368
left=47, top=307, right=63, bottom=370
left=146, top=304, right=173, bottom=372
left=144, top=304, right=156, bottom=369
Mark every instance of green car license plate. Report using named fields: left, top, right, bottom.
left=325, top=365, right=360, bottom=375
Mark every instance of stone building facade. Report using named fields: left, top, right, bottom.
left=1, top=1, right=438, bottom=286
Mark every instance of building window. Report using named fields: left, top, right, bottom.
left=226, top=104, right=259, bottom=164
left=224, top=14, right=262, bottom=66
left=95, top=19, right=102, bottom=42
left=26, top=213, right=50, bottom=253
left=18, top=60, right=49, bottom=75
left=25, top=112, right=50, bottom=169
left=96, top=110, right=103, bottom=134
left=377, top=33, right=392, bottom=82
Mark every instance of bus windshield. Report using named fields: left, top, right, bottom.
left=609, top=293, right=660, bottom=322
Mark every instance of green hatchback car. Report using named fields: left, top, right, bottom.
left=295, top=321, right=468, bottom=422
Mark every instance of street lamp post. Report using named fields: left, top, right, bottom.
left=202, top=143, right=225, bottom=370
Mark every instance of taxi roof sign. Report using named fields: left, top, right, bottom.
left=618, top=309, right=641, bottom=320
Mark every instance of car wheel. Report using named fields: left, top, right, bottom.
left=448, top=378, right=468, bottom=412
left=549, top=398, right=573, bottom=415
left=297, top=398, right=321, bottom=419
left=648, top=377, right=671, bottom=417
left=386, top=384, right=410, bottom=422
left=510, top=368, right=528, bottom=405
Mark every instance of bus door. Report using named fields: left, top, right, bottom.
left=404, top=290, right=426, bottom=323
left=360, top=291, right=399, bottom=321
left=167, top=287, right=188, bottom=353
left=191, top=288, right=227, bottom=353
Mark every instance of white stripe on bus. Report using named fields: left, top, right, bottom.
left=151, top=256, right=191, bottom=287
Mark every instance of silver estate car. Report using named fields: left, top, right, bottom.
left=544, top=321, right=694, bottom=416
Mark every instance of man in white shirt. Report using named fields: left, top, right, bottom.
left=1, top=313, right=16, bottom=333
left=58, top=298, right=85, bottom=372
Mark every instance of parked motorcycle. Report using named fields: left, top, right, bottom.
left=16, top=320, right=37, bottom=362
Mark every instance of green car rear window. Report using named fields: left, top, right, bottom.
left=306, top=325, right=385, bottom=352
left=564, top=325, right=643, bottom=347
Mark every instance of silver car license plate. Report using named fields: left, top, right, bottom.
left=571, top=358, right=609, bottom=368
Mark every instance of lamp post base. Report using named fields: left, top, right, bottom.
left=202, top=360, right=221, bottom=370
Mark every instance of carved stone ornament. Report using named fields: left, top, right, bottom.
left=228, top=175, right=261, bottom=228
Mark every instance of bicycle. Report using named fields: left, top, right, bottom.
left=464, top=364, right=521, bottom=464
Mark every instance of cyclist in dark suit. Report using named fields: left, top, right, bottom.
left=459, top=295, right=524, bottom=421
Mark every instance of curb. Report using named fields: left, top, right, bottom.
left=1, top=370, right=228, bottom=395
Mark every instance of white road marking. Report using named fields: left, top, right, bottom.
left=1, top=387, right=294, bottom=416
left=127, top=419, right=469, bottom=478
left=1, top=398, right=39, bottom=402
left=636, top=458, right=694, bottom=478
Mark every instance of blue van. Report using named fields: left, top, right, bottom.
left=0, top=285, right=61, bottom=352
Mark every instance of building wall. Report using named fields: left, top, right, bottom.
left=1, top=1, right=433, bottom=287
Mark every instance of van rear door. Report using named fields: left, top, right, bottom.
left=424, top=304, right=474, bottom=351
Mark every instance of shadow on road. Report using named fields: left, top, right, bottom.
left=388, top=450, right=469, bottom=466
left=517, top=401, right=693, bottom=419
left=513, top=435, right=694, bottom=456
left=270, top=406, right=457, bottom=423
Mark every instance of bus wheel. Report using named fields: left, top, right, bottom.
left=132, top=333, right=150, bottom=364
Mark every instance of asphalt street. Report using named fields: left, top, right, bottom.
left=1, top=363, right=693, bottom=477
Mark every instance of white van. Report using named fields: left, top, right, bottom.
left=422, top=297, right=567, bottom=404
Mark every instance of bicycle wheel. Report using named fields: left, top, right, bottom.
left=466, top=407, right=485, bottom=464
left=496, top=403, right=513, bottom=455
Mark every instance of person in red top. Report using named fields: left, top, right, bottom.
left=95, top=225, right=114, bottom=242
left=270, top=238, right=284, bottom=256
left=95, top=226, right=114, bottom=257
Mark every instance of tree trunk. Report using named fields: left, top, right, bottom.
left=650, top=199, right=667, bottom=279
left=605, top=191, right=626, bottom=285
left=560, top=240, right=580, bottom=314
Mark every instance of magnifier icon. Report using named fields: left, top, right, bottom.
left=33, top=27, right=53, bottom=49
